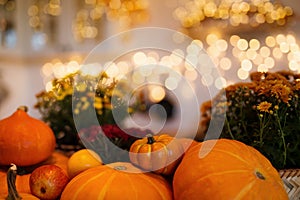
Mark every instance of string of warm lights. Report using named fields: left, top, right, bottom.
left=198, top=32, right=300, bottom=81
left=41, top=30, right=300, bottom=98
left=27, top=0, right=149, bottom=42
left=173, top=0, right=293, bottom=28
left=0, top=0, right=15, bottom=12
left=73, top=0, right=149, bottom=41
left=41, top=38, right=218, bottom=102
left=0, top=0, right=16, bottom=47
left=39, top=0, right=299, bottom=97
left=27, top=0, right=61, bottom=31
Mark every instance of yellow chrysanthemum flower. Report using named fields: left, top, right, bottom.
left=257, top=101, right=272, bottom=113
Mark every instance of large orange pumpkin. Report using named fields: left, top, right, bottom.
left=173, top=139, right=288, bottom=200
left=0, top=151, right=69, bottom=195
left=129, top=134, right=184, bottom=175
left=0, top=106, right=56, bottom=166
left=61, top=162, right=173, bottom=200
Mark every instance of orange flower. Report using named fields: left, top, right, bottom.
left=250, top=71, right=265, bottom=82
left=256, top=84, right=270, bottom=96
left=225, top=82, right=256, bottom=94
left=270, top=84, right=292, bottom=103
left=294, top=80, right=300, bottom=91
left=257, top=101, right=272, bottom=113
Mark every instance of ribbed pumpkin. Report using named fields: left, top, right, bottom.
left=61, top=162, right=173, bottom=200
left=129, top=134, right=184, bottom=175
left=0, top=106, right=56, bottom=166
left=173, top=139, right=288, bottom=200
left=0, top=151, right=69, bottom=195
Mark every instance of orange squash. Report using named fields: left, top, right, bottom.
left=0, top=164, right=39, bottom=200
left=129, top=134, right=184, bottom=175
left=0, top=151, right=69, bottom=195
left=41, top=151, right=69, bottom=173
left=61, top=162, right=173, bottom=200
left=0, top=106, right=56, bottom=166
left=0, top=193, right=38, bottom=200
left=173, top=139, right=288, bottom=200
left=0, top=171, right=30, bottom=195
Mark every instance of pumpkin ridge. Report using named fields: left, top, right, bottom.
left=152, top=144, right=169, bottom=171
left=97, top=173, right=116, bottom=199
left=137, top=173, right=170, bottom=200
left=71, top=170, right=108, bottom=200
left=233, top=179, right=256, bottom=200
left=123, top=173, right=138, bottom=200
left=207, top=148, right=250, bottom=166
left=137, top=145, right=153, bottom=168
left=129, top=144, right=143, bottom=164
left=195, top=169, right=250, bottom=183
left=182, top=145, right=250, bottom=166
left=152, top=143, right=168, bottom=154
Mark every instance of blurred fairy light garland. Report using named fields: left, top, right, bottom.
left=172, top=0, right=299, bottom=82
left=40, top=36, right=300, bottom=105
left=194, top=32, right=300, bottom=82
left=73, top=0, right=149, bottom=42
left=27, top=0, right=61, bottom=30
left=0, top=0, right=16, bottom=47
left=173, top=0, right=293, bottom=28
left=40, top=40, right=203, bottom=102
left=27, top=0, right=149, bottom=42
left=41, top=32, right=300, bottom=95
left=38, top=0, right=299, bottom=91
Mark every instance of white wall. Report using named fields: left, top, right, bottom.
left=0, top=61, right=44, bottom=118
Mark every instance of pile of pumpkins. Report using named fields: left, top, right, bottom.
left=0, top=106, right=289, bottom=199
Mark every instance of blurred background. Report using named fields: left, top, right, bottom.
left=0, top=0, right=299, bottom=125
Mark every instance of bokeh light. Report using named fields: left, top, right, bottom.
left=173, top=0, right=293, bottom=28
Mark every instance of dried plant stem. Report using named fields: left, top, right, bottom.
left=225, top=116, right=235, bottom=140
left=275, top=111, right=287, bottom=167
left=258, top=114, right=270, bottom=148
left=258, top=115, right=264, bottom=147
left=239, top=104, right=248, bottom=133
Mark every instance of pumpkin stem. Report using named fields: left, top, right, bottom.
left=17, top=106, right=28, bottom=112
left=6, top=164, right=22, bottom=200
left=255, top=171, right=265, bottom=180
left=146, top=134, right=155, bottom=144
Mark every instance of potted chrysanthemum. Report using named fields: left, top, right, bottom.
left=199, top=71, right=300, bottom=170
left=35, top=71, right=146, bottom=161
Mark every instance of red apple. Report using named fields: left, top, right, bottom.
left=29, top=164, right=69, bottom=200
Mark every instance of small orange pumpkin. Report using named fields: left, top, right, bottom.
left=61, top=162, right=173, bottom=200
left=0, top=151, right=69, bottom=195
left=173, top=139, right=288, bottom=200
left=0, top=106, right=56, bottom=166
left=129, top=134, right=184, bottom=175
left=0, top=164, right=39, bottom=200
